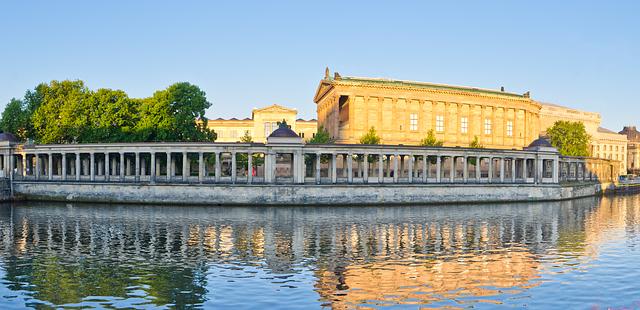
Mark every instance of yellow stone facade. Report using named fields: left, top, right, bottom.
left=314, top=70, right=628, bottom=174
left=314, top=71, right=541, bottom=148
left=205, top=104, right=317, bottom=143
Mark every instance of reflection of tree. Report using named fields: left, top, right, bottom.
left=2, top=255, right=207, bottom=307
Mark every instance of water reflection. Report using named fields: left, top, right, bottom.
left=0, top=195, right=639, bottom=308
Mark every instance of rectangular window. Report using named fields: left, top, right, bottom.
left=460, top=117, right=468, bottom=134
left=264, top=122, right=271, bottom=137
left=409, top=113, right=418, bottom=131
left=506, top=120, right=513, bottom=137
left=484, top=118, right=492, bottom=135
left=436, top=115, right=445, bottom=132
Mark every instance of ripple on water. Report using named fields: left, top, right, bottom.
left=0, top=195, right=639, bottom=308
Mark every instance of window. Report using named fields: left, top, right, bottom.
left=460, top=117, right=468, bottom=134
left=410, top=113, right=418, bottom=131
left=506, top=120, right=513, bottom=137
left=436, top=115, right=445, bottom=132
left=300, top=132, right=305, bottom=138
left=484, top=118, right=492, bottom=135
left=230, top=130, right=238, bottom=138
left=218, top=130, right=224, bottom=138
left=264, top=122, right=271, bottom=137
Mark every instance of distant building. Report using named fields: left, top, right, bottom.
left=204, top=104, right=317, bottom=143
left=314, top=69, right=627, bottom=174
left=619, top=126, right=640, bottom=174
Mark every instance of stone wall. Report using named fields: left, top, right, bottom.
left=13, top=181, right=608, bottom=206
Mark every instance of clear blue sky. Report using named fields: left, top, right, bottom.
left=0, top=1, right=638, bottom=130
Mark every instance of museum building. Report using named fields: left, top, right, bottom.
left=314, top=69, right=628, bottom=174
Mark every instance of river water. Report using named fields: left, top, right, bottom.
left=0, top=195, right=639, bottom=309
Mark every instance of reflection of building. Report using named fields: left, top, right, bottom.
left=619, top=126, right=640, bottom=174
left=205, top=104, right=317, bottom=143
left=314, top=69, right=627, bottom=174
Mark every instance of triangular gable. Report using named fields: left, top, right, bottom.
left=313, top=80, right=334, bottom=103
left=252, top=104, right=297, bottom=119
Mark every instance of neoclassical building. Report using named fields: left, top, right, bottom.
left=314, top=69, right=628, bottom=174
left=620, top=126, right=640, bottom=175
left=204, top=104, right=317, bottom=143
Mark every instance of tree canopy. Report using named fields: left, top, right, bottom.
left=546, top=120, right=590, bottom=156
left=419, top=129, right=443, bottom=147
left=469, top=136, right=484, bottom=148
left=359, top=127, right=381, bottom=145
left=306, top=126, right=334, bottom=144
left=1, top=80, right=216, bottom=143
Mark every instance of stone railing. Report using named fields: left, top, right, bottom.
left=0, top=141, right=574, bottom=186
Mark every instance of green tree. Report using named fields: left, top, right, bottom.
left=82, top=88, right=139, bottom=142
left=31, top=80, right=90, bottom=143
left=307, top=126, right=334, bottom=144
left=469, top=136, right=484, bottom=148
left=239, top=131, right=253, bottom=143
left=0, top=98, right=29, bottom=140
left=419, top=129, right=443, bottom=147
left=546, top=120, right=590, bottom=156
left=137, top=82, right=216, bottom=142
left=359, top=127, right=381, bottom=145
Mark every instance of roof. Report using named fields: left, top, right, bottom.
left=598, top=127, right=617, bottom=134
left=333, top=75, right=529, bottom=99
left=268, top=122, right=300, bottom=138
left=528, top=137, right=553, bottom=148
left=0, top=132, right=18, bottom=142
left=620, top=126, right=640, bottom=141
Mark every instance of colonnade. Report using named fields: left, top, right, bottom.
left=0, top=142, right=577, bottom=185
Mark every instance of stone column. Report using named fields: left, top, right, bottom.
left=105, top=153, right=110, bottom=181
left=408, top=155, right=413, bottom=183
left=422, top=155, right=428, bottom=183
left=75, top=153, right=81, bottom=181
left=135, top=152, right=140, bottom=182
left=363, top=154, right=369, bottom=183
left=183, top=152, right=189, bottom=182
left=126, top=157, right=132, bottom=176
left=90, top=152, right=95, bottom=181
left=231, top=151, right=237, bottom=184
left=215, top=152, right=221, bottom=183
left=35, top=154, right=40, bottom=180
left=553, top=157, right=559, bottom=183
left=450, top=156, right=455, bottom=183
left=536, top=157, right=544, bottom=184
left=393, top=154, right=399, bottom=183
left=500, top=157, right=505, bottom=183
left=61, top=153, right=67, bottom=181
left=379, top=154, right=384, bottom=183
left=385, top=155, right=391, bottom=178
left=22, top=154, right=27, bottom=177
left=150, top=152, right=156, bottom=183
left=523, top=158, right=528, bottom=182
left=347, top=153, right=353, bottom=183
left=120, top=152, right=125, bottom=181
left=315, top=152, right=321, bottom=184
left=342, top=155, right=348, bottom=178
left=488, top=157, right=493, bottom=183
left=476, top=157, right=481, bottom=182
left=399, top=155, right=405, bottom=179
left=171, top=156, right=177, bottom=178
left=247, top=152, right=253, bottom=184
left=463, top=156, right=468, bottom=183
left=332, top=154, right=338, bottom=184
left=48, top=153, right=53, bottom=180
left=436, top=156, right=441, bottom=183
left=166, top=152, right=172, bottom=180
left=198, top=152, right=204, bottom=183
left=511, top=158, right=516, bottom=183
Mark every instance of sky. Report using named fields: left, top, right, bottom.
left=0, top=1, right=638, bottom=130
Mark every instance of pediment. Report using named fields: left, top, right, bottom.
left=313, top=81, right=334, bottom=103
left=253, top=104, right=296, bottom=114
